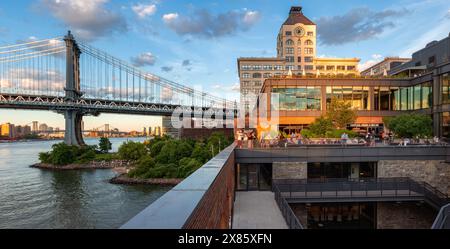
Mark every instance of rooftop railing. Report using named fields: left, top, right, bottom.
left=432, top=203, right=450, bottom=229
left=273, top=178, right=449, bottom=210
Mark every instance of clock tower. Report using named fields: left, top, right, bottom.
left=277, top=6, right=317, bottom=74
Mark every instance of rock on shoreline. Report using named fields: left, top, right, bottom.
left=109, top=174, right=183, bottom=186
left=30, top=160, right=133, bottom=171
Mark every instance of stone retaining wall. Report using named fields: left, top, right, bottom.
left=378, top=160, right=450, bottom=195
left=273, top=162, right=307, bottom=180
left=377, top=202, right=437, bottom=229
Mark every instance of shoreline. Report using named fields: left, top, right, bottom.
left=109, top=174, right=183, bottom=186
left=30, top=160, right=132, bottom=171
left=30, top=161, right=183, bottom=186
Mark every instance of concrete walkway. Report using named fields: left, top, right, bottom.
left=232, top=191, right=288, bottom=229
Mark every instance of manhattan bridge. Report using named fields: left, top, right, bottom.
left=0, top=32, right=237, bottom=146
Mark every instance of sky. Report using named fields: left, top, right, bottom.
left=0, top=0, right=449, bottom=131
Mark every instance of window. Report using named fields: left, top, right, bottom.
left=297, top=65, right=302, bottom=70
left=263, top=65, right=272, bottom=70
left=254, top=81, right=262, bottom=87
left=337, top=65, right=346, bottom=70
left=429, top=56, right=436, bottom=66
left=347, top=66, right=356, bottom=71
left=242, top=73, right=250, bottom=78
left=285, top=56, right=295, bottom=63
left=304, top=57, right=313, bottom=63
left=241, top=65, right=251, bottom=70
left=286, top=47, right=294, bottom=54
left=307, top=32, right=314, bottom=36
left=316, top=65, right=324, bottom=70
left=304, top=65, right=314, bottom=70
left=253, top=65, right=262, bottom=70
left=286, top=39, right=294, bottom=46
left=297, top=57, right=302, bottom=63
left=297, top=47, right=302, bottom=54
left=326, top=86, right=369, bottom=110
left=272, top=86, right=322, bottom=111
left=326, top=65, right=335, bottom=71
left=252, top=73, right=262, bottom=78
left=305, top=48, right=314, bottom=55
left=305, top=40, right=313, bottom=46
left=443, top=74, right=450, bottom=104
left=285, top=31, right=292, bottom=36
left=263, top=73, right=272, bottom=78
left=274, top=65, right=283, bottom=70
left=285, top=65, right=295, bottom=70
left=242, top=81, right=250, bottom=87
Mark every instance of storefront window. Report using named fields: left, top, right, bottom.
left=422, top=82, right=432, bottom=109
left=272, top=87, right=322, bottom=111
left=414, top=84, right=422, bottom=110
left=442, top=74, right=450, bottom=104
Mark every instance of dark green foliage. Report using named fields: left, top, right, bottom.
left=94, top=153, right=119, bottom=161
left=308, top=116, right=333, bottom=137
left=38, top=143, right=97, bottom=166
left=126, top=132, right=233, bottom=179
left=178, top=157, right=203, bottom=178
left=128, top=155, right=156, bottom=178
left=118, top=141, right=148, bottom=160
left=98, top=137, right=112, bottom=153
left=384, top=114, right=432, bottom=138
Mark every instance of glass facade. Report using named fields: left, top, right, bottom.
left=442, top=74, right=450, bottom=104
left=270, top=83, right=432, bottom=112
left=272, top=86, right=321, bottom=111
left=326, top=86, right=368, bottom=110
left=391, top=82, right=432, bottom=110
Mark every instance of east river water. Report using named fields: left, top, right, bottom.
left=0, top=138, right=170, bottom=229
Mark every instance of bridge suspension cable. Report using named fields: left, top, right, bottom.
left=77, top=42, right=234, bottom=109
left=0, top=37, right=66, bottom=97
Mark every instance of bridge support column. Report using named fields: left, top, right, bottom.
left=64, top=110, right=85, bottom=146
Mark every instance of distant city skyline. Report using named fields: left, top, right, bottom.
left=0, top=110, right=162, bottom=132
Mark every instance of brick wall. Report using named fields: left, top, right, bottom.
left=183, top=150, right=235, bottom=229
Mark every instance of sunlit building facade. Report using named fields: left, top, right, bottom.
left=238, top=6, right=360, bottom=111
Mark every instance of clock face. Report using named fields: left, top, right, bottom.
left=295, top=27, right=305, bottom=37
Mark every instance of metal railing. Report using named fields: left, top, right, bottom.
left=273, top=178, right=449, bottom=209
left=432, top=203, right=450, bottom=229
left=273, top=184, right=304, bottom=229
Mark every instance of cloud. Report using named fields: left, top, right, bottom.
left=316, top=7, right=409, bottom=45
left=212, top=83, right=240, bottom=93
left=0, top=68, right=65, bottom=92
left=132, top=3, right=156, bottom=19
left=162, top=9, right=261, bottom=38
left=182, top=59, right=191, bottom=67
left=131, top=52, right=156, bottom=67
left=359, top=54, right=384, bottom=71
left=40, top=0, right=127, bottom=41
left=446, top=9, right=450, bottom=19
left=15, top=36, right=65, bottom=58
left=161, top=66, right=173, bottom=72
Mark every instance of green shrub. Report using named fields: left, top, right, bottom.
left=128, top=155, right=156, bottom=178
left=94, top=153, right=119, bottom=162
left=39, top=152, right=51, bottom=164
left=118, top=141, right=148, bottom=161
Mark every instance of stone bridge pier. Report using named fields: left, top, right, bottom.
left=64, top=109, right=85, bottom=146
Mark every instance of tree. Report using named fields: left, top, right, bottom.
left=384, top=114, right=432, bottom=138
left=326, top=97, right=357, bottom=129
left=118, top=141, right=148, bottom=161
left=308, top=116, right=333, bottom=137
left=98, top=137, right=112, bottom=153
